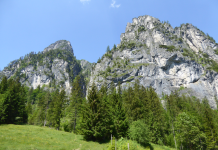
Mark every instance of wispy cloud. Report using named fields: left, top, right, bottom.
left=111, top=0, right=120, bottom=8
left=80, top=0, right=90, bottom=4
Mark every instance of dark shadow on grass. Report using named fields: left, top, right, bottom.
left=139, top=143, right=154, bottom=150
left=80, top=136, right=111, bottom=144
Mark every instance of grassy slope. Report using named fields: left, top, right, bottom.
left=0, top=124, right=175, bottom=150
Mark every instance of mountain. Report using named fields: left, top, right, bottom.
left=1, top=15, right=218, bottom=108
left=0, top=40, right=93, bottom=95
left=89, top=15, right=218, bottom=108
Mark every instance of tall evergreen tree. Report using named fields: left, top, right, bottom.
left=69, top=75, right=84, bottom=133
left=47, top=89, right=66, bottom=130
left=114, top=82, right=129, bottom=138
left=0, top=78, right=27, bottom=124
left=0, top=76, right=8, bottom=94
left=80, top=82, right=114, bottom=141
left=202, top=98, right=218, bottom=149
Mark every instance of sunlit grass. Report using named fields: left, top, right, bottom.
left=0, top=124, right=108, bottom=150
left=0, top=124, right=175, bottom=150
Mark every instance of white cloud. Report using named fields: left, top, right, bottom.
left=111, top=0, right=120, bottom=8
left=80, top=0, right=90, bottom=4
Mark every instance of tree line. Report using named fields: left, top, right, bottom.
left=0, top=76, right=218, bottom=149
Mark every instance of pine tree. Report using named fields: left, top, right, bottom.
left=0, top=78, right=27, bottom=124
left=47, top=89, right=66, bottom=130
left=202, top=98, right=218, bottom=149
left=0, top=76, right=8, bottom=94
left=166, top=92, right=179, bottom=149
left=147, top=86, right=165, bottom=144
left=106, top=45, right=110, bottom=53
left=80, top=82, right=114, bottom=141
left=69, top=75, right=84, bottom=133
left=114, top=82, right=129, bottom=138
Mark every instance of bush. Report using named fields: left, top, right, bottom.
left=128, top=120, right=150, bottom=146
left=159, top=45, right=177, bottom=52
left=178, top=38, right=183, bottom=43
left=106, top=66, right=111, bottom=73
left=97, top=57, right=101, bottom=63
left=107, top=137, right=145, bottom=150
left=138, top=26, right=146, bottom=33
left=203, top=53, right=209, bottom=58
left=214, top=48, right=218, bottom=55
left=127, top=42, right=136, bottom=49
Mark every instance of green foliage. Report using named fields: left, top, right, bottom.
left=66, top=74, right=84, bottom=133
left=107, top=45, right=111, bottom=53
left=105, top=53, right=113, bottom=59
left=107, top=137, right=146, bottom=150
left=0, top=124, right=110, bottom=150
left=118, top=41, right=140, bottom=51
left=127, top=41, right=136, bottom=49
left=159, top=45, right=178, bottom=52
left=138, top=26, right=146, bottom=33
left=80, top=82, right=114, bottom=141
left=2, top=70, right=218, bottom=149
left=128, top=120, right=150, bottom=146
left=175, top=112, right=206, bottom=149
left=106, top=66, right=111, bottom=73
left=214, top=48, right=218, bottom=55
left=178, top=38, right=183, bottom=43
left=97, top=57, right=101, bottom=63
left=0, top=77, right=28, bottom=124
left=207, top=33, right=216, bottom=43
left=179, top=86, right=185, bottom=91
left=3, top=49, right=80, bottom=85
left=182, top=48, right=218, bottom=73
left=112, top=44, right=117, bottom=51
left=47, top=89, right=66, bottom=130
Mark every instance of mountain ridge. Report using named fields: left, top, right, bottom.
left=89, top=15, right=218, bottom=108
left=1, top=15, right=218, bottom=108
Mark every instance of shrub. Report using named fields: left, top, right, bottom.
left=203, top=53, right=209, bottom=58
left=107, top=137, right=145, bottom=150
left=159, top=45, right=177, bottom=52
left=214, top=48, right=218, bottom=55
left=127, top=42, right=136, bottom=49
left=106, top=66, right=111, bottom=73
left=97, top=57, right=101, bottom=63
left=138, top=26, right=146, bottom=33
left=128, top=120, right=150, bottom=146
left=178, top=38, right=183, bottom=43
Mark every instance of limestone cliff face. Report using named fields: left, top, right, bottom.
left=89, top=15, right=218, bottom=108
left=1, top=40, right=83, bottom=95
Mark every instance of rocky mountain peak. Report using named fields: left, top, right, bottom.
left=89, top=15, right=218, bottom=109
left=43, top=40, right=74, bottom=55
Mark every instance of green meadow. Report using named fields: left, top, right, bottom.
left=0, top=124, right=175, bottom=150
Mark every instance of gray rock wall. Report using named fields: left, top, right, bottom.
left=89, top=15, right=218, bottom=109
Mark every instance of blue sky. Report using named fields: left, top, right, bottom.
left=0, top=0, right=217, bottom=70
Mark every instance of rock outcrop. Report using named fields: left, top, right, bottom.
left=43, top=40, right=74, bottom=55
left=89, top=15, right=218, bottom=108
left=1, top=40, right=83, bottom=95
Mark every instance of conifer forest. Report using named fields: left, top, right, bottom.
left=1, top=74, right=218, bottom=150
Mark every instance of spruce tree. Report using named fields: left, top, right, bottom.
left=0, top=76, right=8, bottom=94
left=202, top=98, right=218, bottom=149
left=80, top=82, right=114, bottom=141
left=70, top=75, right=84, bottom=133
left=114, top=82, right=129, bottom=138
left=47, top=89, right=66, bottom=130
left=0, top=78, right=27, bottom=124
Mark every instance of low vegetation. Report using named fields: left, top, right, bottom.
left=159, top=45, right=179, bottom=52
left=0, top=124, right=175, bottom=150
left=1, top=76, right=218, bottom=149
